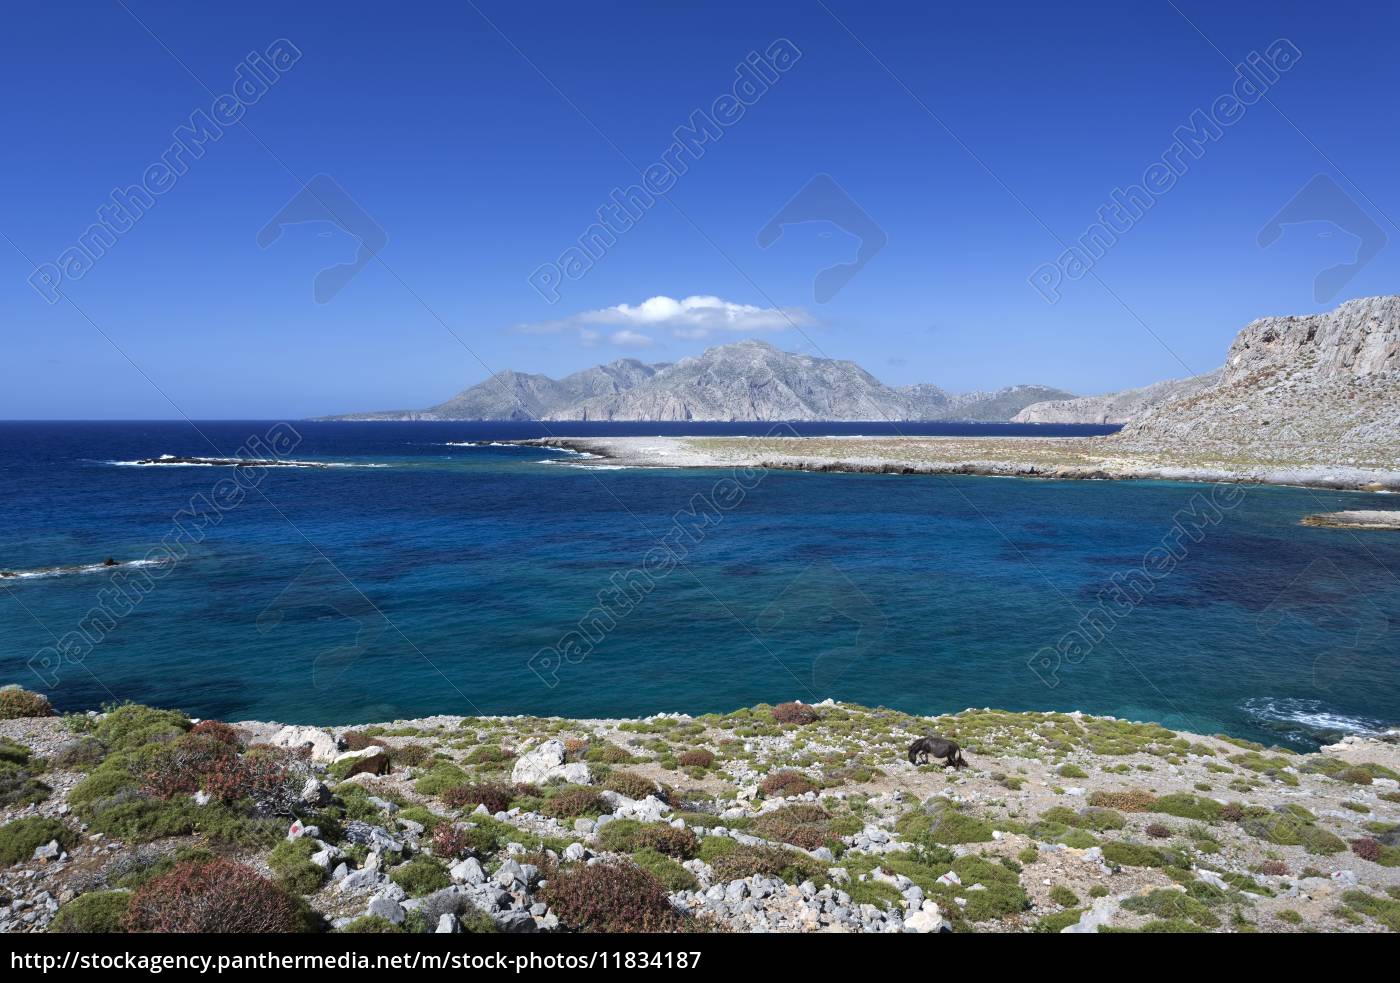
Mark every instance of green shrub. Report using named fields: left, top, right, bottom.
left=49, top=891, right=131, bottom=933
left=268, top=837, right=325, bottom=895
left=340, top=915, right=406, bottom=933
left=0, top=762, right=50, bottom=808
left=51, top=736, right=108, bottom=770
left=1058, top=764, right=1088, bottom=779
left=1242, top=813, right=1347, bottom=855
left=897, top=801, right=993, bottom=845
left=696, top=835, right=738, bottom=864
left=585, top=743, right=634, bottom=764
left=1150, top=794, right=1223, bottom=822
left=1048, top=885, right=1079, bottom=907
left=93, top=704, right=190, bottom=753
left=414, top=762, right=469, bottom=796
left=1040, top=806, right=1125, bottom=831
left=1121, top=889, right=1221, bottom=928
left=0, top=817, right=76, bottom=865
left=630, top=848, right=698, bottom=891
left=1100, top=841, right=1174, bottom=868
left=1035, top=908, right=1083, bottom=932
left=389, top=856, right=452, bottom=896
left=465, top=745, right=510, bottom=765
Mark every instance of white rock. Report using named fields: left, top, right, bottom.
left=451, top=858, right=485, bottom=885
left=270, top=725, right=339, bottom=762
left=510, top=739, right=591, bottom=785
left=904, top=905, right=945, bottom=933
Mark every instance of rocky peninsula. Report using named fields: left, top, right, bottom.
left=2, top=688, right=1398, bottom=935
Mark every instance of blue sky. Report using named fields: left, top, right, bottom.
left=2, top=0, right=1397, bottom=419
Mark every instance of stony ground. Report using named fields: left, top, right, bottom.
left=527, top=436, right=1400, bottom=492
left=3, top=700, right=1400, bottom=934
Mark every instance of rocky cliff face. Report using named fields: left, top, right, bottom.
left=1013, top=370, right=1222, bottom=425
left=1110, top=296, right=1400, bottom=467
left=328, top=340, right=1073, bottom=422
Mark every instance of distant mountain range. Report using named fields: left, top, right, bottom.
left=324, top=340, right=1076, bottom=422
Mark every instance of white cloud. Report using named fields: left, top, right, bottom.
left=513, top=294, right=811, bottom=346
left=608, top=329, right=655, bottom=349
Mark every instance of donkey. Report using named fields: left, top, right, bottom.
left=908, top=736, right=968, bottom=769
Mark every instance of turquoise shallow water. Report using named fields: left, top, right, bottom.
left=1, top=421, right=1397, bottom=749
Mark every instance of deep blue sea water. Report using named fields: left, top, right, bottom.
left=1, top=420, right=1398, bottom=750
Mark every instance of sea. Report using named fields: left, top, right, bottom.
left=1, top=420, right=1397, bottom=750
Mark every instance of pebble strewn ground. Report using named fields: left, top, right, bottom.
left=3, top=700, right=1399, bottom=934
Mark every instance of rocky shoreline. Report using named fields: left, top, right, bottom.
left=3, top=690, right=1399, bottom=935
left=525, top=436, right=1400, bottom=492
left=1301, top=511, right=1400, bottom=531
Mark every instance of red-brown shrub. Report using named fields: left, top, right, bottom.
left=543, top=789, right=606, bottom=818
left=142, top=733, right=239, bottom=799
left=634, top=824, right=698, bottom=859
left=1351, top=837, right=1382, bottom=862
left=603, top=771, right=657, bottom=800
left=754, top=804, right=830, bottom=850
left=772, top=702, right=819, bottom=725
left=1219, top=802, right=1245, bottom=822
left=760, top=770, right=816, bottom=797
left=203, top=746, right=301, bottom=815
left=0, top=687, right=53, bottom=720
left=1256, top=859, right=1288, bottom=876
left=441, top=782, right=512, bottom=814
left=339, top=730, right=378, bottom=751
left=1144, top=823, right=1172, bottom=839
left=190, top=720, right=244, bottom=747
left=125, top=858, right=310, bottom=933
left=541, top=860, right=680, bottom=932
left=391, top=743, right=431, bottom=767
left=430, top=824, right=475, bottom=859
left=677, top=749, right=715, bottom=768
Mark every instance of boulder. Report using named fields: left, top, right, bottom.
left=299, top=778, right=331, bottom=807
left=334, top=746, right=390, bottom=777
left=367, top=893, right=405, bottom=925
left=904, top=902, right=946, bottom=933
left=511, top=739, right=591, bottom=786
left=436, top=913, right=460, bottom=933
left=451, top=858, right=486, bottom=885
left=271, top=725, right=339, bottom=762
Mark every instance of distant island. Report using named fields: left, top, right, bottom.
left=321, top=339, right=1076, bottom=423
left=512, top=296, right=1400, bottom=492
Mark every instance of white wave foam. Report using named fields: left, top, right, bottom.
left=106, top=456, right=382, bottom=469
left=1240, top=697, right=1392, bottom=742
left=0, top=557, right=174, bottom=582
